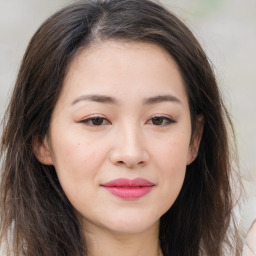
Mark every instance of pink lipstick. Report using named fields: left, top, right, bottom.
left=101, top=178, right=154, bottom=200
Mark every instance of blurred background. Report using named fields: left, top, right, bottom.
left=0, top=0, right=255, bottom=218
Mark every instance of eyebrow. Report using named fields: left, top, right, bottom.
left=72, top=94, right=181, bottom=105
left=143, top=95, right=182, bottom=105
left=72, top=95, right=118, bottom=105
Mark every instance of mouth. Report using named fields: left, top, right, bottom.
left=101, top=178, right=155, bottom=200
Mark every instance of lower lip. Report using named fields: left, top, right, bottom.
left=103, top=186, right=154, bottom=200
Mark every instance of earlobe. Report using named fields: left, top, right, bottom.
left=187, top=115, right=204, bottom=165
left=32, top=135, right=54, bottom=165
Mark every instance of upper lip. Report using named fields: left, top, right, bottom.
left=101, top=178, right=154, bottom=187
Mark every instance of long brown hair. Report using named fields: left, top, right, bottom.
left=1, top=0, right=241, bottom=255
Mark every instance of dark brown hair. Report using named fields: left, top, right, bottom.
left=1, top=0, right=241, bottom=255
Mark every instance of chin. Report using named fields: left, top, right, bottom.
left=101, top=212, right=160, bottom=235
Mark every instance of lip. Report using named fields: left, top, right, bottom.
left=101, top=178, right=155, bottom=200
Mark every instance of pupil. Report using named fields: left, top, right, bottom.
left=92, top=118, right=103, bottom=125
left=152, top=117, right=163, bottom=125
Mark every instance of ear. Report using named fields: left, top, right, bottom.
left=32, top=135, right=54, bottom=165
left=187, top=115, right=204, bottom=165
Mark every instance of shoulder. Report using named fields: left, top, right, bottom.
left=239, top=196, right=256, bottom=236
left=240, top=196, right=256, bottom=256
left=243, top=221, right=256, bottom=256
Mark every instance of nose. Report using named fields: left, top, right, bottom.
left=109, top=125, right=150, bottom=168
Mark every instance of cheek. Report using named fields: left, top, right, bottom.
left=50, top=137, right=104, bottom=213
left=154, top=132, right=190, bottom=172
left=52, top=128, right=104, bottom=171
left=49, top=128, right=108, bottom=197
left=152, top=132, right=190, bottom=206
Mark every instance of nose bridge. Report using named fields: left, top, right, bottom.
left=118, top=121, right=144, bottom=155
left=110, top=121, right=149, bottom=167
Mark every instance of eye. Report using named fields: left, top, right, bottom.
left=80, top=116, right=111, bottom=126
left=147, top=116, right=176, bottom=126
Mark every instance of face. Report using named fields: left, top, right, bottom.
left=35, top=41, right=202, bottom=236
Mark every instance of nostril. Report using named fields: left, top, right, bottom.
left=109, top=149, right=149, bottom=168
left=116, top=160, right=145, bottom=168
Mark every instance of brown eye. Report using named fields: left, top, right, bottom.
left=80, top=117, right=110, bottom=126
left=148, top=116, right=175, bottom=126
left=91, top=117, right=104, bottom=125
left=152, top=117, right=165, bottom=125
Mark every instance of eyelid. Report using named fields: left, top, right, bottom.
left=78, top=114, right=176, bottom=126
left=146, top=114, right=176, bottom=126
left=79, top=115, right=111, bottom=126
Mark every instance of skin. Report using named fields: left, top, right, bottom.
left=34, top=41, right=203, bottom=256
left=243, top=222, right=256, bottom=256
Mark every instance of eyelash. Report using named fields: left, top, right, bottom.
left=146, top=115, right=176, bottom=126
left=80, top=115, right=176, bottom=127
left=81, top=115, right=176, bottom=127
left=80, top=116, right=111, bottom=126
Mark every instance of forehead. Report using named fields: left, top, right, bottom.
left=67, top=40, right=180, bottom=76
left=61, top=40, right=188, bottom=104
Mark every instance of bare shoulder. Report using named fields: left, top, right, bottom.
left=243, top=222, right=256, bottom=256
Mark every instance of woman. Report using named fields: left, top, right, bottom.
left=0, top=0, right=241, bottom=255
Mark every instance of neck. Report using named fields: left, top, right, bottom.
left=83, top=221, right=161, bottom=256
